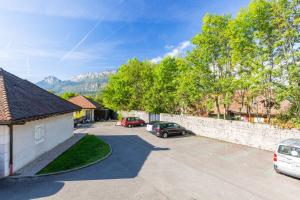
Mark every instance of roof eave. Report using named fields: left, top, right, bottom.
left=0, top=109, right=80, bottom=125
left=0, top=120, right=12, bottom=125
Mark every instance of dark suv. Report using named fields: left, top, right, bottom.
left=152, top=122, right=187, bottom=138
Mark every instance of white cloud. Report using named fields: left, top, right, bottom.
left=164, top=44, right=174, bottom=50
left=151, top=41, right=193, bottom=64
left=150, top=56, right=163, bottom=64
left=166, top=41, right=192, bottom=57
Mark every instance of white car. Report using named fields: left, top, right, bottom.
left=146, top=121, right=161, bottom=132
left=274, top=138, right=300, bottom=178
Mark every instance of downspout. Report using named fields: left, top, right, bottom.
left=8, top=125, right=13, bottom=176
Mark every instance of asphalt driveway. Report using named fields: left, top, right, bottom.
left=0, top=121, right=300, bottom=200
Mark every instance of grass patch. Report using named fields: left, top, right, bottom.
left=38, top=135, right=111, bottom=175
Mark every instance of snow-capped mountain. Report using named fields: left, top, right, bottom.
left=71, top=71, right=116, bottom=82
left=42, top=76, right=61, bottom=84
left=36, top=71, right=115, bottom=95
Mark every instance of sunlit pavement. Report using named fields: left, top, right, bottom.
left=0, top=121, right=300, bottom=200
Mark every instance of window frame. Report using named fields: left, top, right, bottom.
left=34, top=124, right=45, bottom=145
left=278, top=145, right=300, bottom=158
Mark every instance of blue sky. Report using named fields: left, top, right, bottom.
left=0, top=0, right=250, bottom=82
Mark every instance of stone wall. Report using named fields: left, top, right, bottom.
left=120, top=110, right=149, bottom=123
left=160, top=113, right=300, bottom=151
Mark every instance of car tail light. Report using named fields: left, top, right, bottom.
left=273, top=153, right=277, bottom=162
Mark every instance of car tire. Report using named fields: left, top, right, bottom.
left=128, top=124, right=132, bottom=128
left=182, top=131, right=186, bottom=135
left=162, top=132, right=168, bottom=138
left=274, top=165, right=280, bottom=174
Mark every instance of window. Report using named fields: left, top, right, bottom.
left=156, top=124, right=165, bottom=128
left=35, top=125, right=45, bottom=144
left=278, top=145, right=300, bottom=158
left=173, top=123, right=180, bottom=128
left=167, top=123, right=175, bottom=128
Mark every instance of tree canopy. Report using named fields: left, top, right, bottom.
left=102, top=0, right=300, bottom=128
left=60, top=92, right=78, bottom=100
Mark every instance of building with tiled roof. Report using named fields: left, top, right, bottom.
left=210, top=91, right=290, bottom=123
left=0, top=68, right=80, bottom=177
left=68, top=95, right=102, bottom=122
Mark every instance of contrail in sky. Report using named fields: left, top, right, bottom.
left=58, top=19, right=103, bottom=62
left=58, top=0, right=126, bottom=63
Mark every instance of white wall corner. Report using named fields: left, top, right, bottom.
left=0, top=126, right=10, bottom=177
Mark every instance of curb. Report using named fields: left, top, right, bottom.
left=8, top=142, right=112, bottom=180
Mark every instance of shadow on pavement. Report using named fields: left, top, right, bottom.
left=0, top=135, right=170, bottom=200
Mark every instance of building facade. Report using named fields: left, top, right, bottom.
left=0, top=68, right=80, bottom=177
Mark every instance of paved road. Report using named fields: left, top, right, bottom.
left=0, top=121, right=299, bottom=200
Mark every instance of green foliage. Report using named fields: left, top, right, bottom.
left=102, top=0, right=300, bottom=128
left=145, top=57, right=182, bottom=113
left=60, top=92, right=78, bottom=100
left=102, top=58, right=154, bottom=111
left=74, top=110, right=85, bottom=119
left=117, top=113, right=123, bottom=121
left=191, top=13, right=236, bottom=119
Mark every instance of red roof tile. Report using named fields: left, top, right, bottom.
left=68, top=95, right=101, bottom=109
left=211, top=91, right=290, bottom=116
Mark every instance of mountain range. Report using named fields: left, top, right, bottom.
left=36, top=71, right=116, bottom=96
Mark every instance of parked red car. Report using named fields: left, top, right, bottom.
left=121, top=117, right=145, bottom=128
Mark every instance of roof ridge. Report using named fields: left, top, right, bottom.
left=0, top=69, right=12, bottom=121
left=0, top=68, right=80, bottom=124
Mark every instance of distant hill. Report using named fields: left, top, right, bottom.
left=36, top=71, right=116, bottom=95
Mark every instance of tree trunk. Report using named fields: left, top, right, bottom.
left=224, top=105, right=227, bottom=120
left=266, top=108, right=271, bottom=123
left=215, top=97, right=220, bottom=119
left=247, top=105, right=251, bottom=122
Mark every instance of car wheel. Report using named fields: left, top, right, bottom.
left=128, top=124, right=132, bottom=128
left=182, top=131, right=186, bottom=135
left=274, top=165, right=280, bottom=174
left=162, top=132, right=168, bottom=138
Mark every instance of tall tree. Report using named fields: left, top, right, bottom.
left=145, top=57, right=181, bottom=114
left=272, top=0, right=300, bottom=120
left=102, top=58, right=153, bottom=111
left=192, top=14, right=235, bottom=119
left=249, top=0, right=299, bottom=121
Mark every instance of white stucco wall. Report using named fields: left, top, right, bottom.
left=13, top=113, right=74, bottom=172
left=0, top=126, right=9, bottom=177
left=81, top=109, right=95, bottom=122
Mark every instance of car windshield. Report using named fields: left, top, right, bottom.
left=278, top=145, right=300, bottom=158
